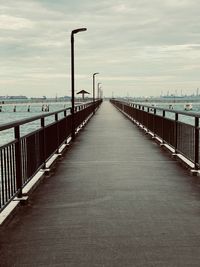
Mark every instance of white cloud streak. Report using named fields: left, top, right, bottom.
left=0, top=15, right=34, bottom=30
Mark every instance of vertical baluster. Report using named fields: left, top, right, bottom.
left=20, top=139, right=25, bottom=184
left=64, top=110, right=68, bottom=144
left=0, top=150, right=5, bottom=207
left=194, top=117, right=199, bottom=170
left=161, top=110, right=166, bottom=144
left=6, top=146, right=11, bottom=199
left=142, top=106, right=145, bottom=126
left=41, top=117, right=46, bottom=169
left=147, top=107, right=150, bottom=133
left=71, top=105, right=75, bottom=141
left=174, top=113, right=178, bottom=154
left=3, top=148, right=8, bottom=202
left=55, top=113, right=59, bottom=153
left=153, top=108, right=156, bottom=138
left=14, top=126, right=22, bottom=198
left=10, top=144, right=15, bottom=195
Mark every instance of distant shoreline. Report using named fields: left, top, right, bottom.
left=0, top=99, right=92, bottom=105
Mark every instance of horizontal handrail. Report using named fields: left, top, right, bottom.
left=115, top=99, right=200, bottom=118
left=111, top=99, right=199, bottom=170
left=0, top=101, right=96, bottom=131
left=0, top=107, right=70, bottom=131
left=0, top=99, right=102, bottom=212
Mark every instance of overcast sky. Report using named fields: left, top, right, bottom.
left=1, top=0, right=200, bottom=97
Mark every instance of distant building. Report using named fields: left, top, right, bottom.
left=0, top=95, right=28, bottom=99
left=8, top=96, right=28, bottom=99
left=30, top=96, right=47, bottom=101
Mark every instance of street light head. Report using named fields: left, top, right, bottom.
left=72, top=28, right=87, bottom=35
left=93, top=72, right=99, bottom=76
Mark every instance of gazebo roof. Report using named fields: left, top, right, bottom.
left=77, top=90, right=90, bottom=95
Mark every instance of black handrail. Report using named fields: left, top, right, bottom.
left=0, top=107, right=70, bottom=131
left=117, top=99, right=200, bottom=118
left=0, top=100, right=102, bottom=212
left=111, top=99, right=199, bottom=170
left=0, top=101, right=96, bottom=131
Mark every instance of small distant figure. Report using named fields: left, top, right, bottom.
left=169, top=104, right=173, bottom=109
left=42, top=104, right=49, bottom=112
left=13, top=106, right=16, bottom=112
left=184, top=103, right=193, bottom=111
left=0, top=106, right=2, bottom=112
left=27, top=105, right=30, bottom=112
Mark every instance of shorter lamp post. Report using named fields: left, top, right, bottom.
left=100, top=88, right=103, bottom=99
left=97, top=82, right=101, bottom=99
left=93, top=72, right=99, bottom=102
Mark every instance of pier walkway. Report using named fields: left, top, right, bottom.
left=1, top=101, right=200, bottom=266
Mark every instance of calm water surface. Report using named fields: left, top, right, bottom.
left=1, top=101, right=200, bottom=146
left=0, top=102, right=71, bottom=146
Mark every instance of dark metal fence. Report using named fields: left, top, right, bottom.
left=0, top=100, right=102, bottom=211
left=111, top=99, right=199, bottom=170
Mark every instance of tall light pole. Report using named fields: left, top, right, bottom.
left=71, top=27, right=87, bottom=140
left=93, top=72, right=99, bottom=102
left=97, top=82, right=101, bottom=99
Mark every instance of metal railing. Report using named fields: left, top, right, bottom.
left=0, top=100, right=102, bottom=211
left=111, top=99, right=199, bottom=170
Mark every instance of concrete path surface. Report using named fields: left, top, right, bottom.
left=1, top=101, right=200, bottom=267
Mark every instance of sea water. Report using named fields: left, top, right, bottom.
left=0, top=102, right=71, bottom=146
left=0, top=101, right=200, bottom=147
left=141, top=102, right=200, bottom=125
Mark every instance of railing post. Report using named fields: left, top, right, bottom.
left=64, top=110, right=68, bottom=144
left=55, top=113, right=59, bottom=153
left=146, top=107, right=150, bottom=134
left=152, top=108, right=156, bottom=138
left=71, top=107, right=75, bottom=141
left=14, top=126, right=22, bottom=198
left=141, top=106, right=144, bottom=126
left=161, top=110, right=165, bottom=145
left=174, top=113, right=178, bottom=154
left=195, top=117, right=199, bottom=170
left=41, top=117, right=46, bottom=169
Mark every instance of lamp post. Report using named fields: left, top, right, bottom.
left=93, top=72, right=99, bottom=103
left=97, top=82, right=101, bottom=99
left=71, top=27, right=87, bottom=140
left=100, top=88, right=103, bottom=99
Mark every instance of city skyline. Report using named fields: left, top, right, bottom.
left=1, top=0, right=200, bottom=97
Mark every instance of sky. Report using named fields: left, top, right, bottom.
left=1, top=0, right=200, bottom=98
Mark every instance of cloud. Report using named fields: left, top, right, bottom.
left=1, top=0, right=200, bottom=97
left=102, top=75, right=175, bottom=82
left=0, top=15, right=34, bottom=30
